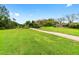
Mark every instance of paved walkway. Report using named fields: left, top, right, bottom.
left=30, top=28, right=79, bottom=41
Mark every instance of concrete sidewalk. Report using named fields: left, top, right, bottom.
left=31, top=28, right=79, bottom=41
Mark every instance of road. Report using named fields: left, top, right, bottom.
left=31, top=28, right=79, bottom=41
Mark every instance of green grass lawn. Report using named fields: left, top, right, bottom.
left=40, top=27, right=79, bottom=36
left=0, top=29, right=79, bottom=55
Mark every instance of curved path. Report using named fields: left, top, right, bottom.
left=30, top=28, right=79, bottom=41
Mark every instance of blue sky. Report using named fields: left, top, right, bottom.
left=5, top=4, right=79, bottom=24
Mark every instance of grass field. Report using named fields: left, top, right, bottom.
left=0, top=29, right=79, bottom=55
left=40, top=27, right=79, bottom=36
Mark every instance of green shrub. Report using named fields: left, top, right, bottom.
left=32, top=23, right=41, bottom=28
left=29, top=23, right=41, bottom=28
left=68, top=23, right=79, bottom=28
left=24, top=25, right=29, bottom=29
left=0, top=27, right=5, bottom=30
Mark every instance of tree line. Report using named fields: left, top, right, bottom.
left=0, top=5, right=79, bottom=30
left=24, top=14, right=79, bottom=29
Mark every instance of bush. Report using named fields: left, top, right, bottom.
left=29, top=23, right=41, bottom=28
left=23, top=25, right=29, bottom=29
left=0, top=27, right=5, bottom=30
left=68, top=23, right=79, bottom=28
left=33, top=23, right=41, bottom=28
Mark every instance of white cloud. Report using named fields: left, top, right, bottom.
left=66, top=4, right=72, bottom=7
left=14, top=13, right=20, bottom=17
left=10, top=12, right=13, bottom=15
left=10, top=12, right=20, bottom=17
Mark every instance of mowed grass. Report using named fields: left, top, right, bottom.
left=0, top=29, right=79, bottom=55
left=40, top=27, right=79, bottom=36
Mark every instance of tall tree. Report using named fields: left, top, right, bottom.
left=0, top=4, right=9, bottom=17
left=57, top=17, right=65, bottom=27
left=0, top=5, right=10, bottom=29
left=66, top=14, right=79, bottom=24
